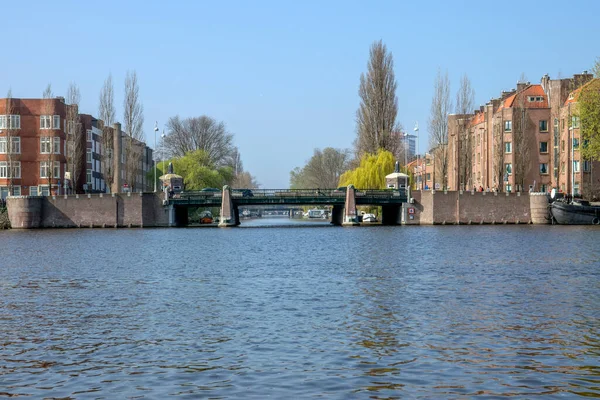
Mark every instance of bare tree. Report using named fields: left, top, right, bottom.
left=123, top=70, right=145, bottom=191
left=455, top=74, right=475, bottom=190
left=42, top=84, right=56, bottom=195
left=513, top=81, right=532, bottom=192
left=99, top=73, right=116, bottom=192
left=355, top=40, right=400, bottom=158
left=65, top=83, right=84, bottom=194
left=428, top=69, right=452, bottom=189
left=492, top=115, right=504, bottom=192
left=592, top=56, right=600, bottom=78
left=2, top=90, right=19, bottom=196
left=164, top=115, right=234, bottom=165
left=232, top=171, right=259, bottom=189
left=290, top=147, right=351, bottom=189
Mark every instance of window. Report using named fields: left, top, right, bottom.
left=540, top=184, right=547, bottom=193
left=0, top=161, right=6, bottom=178
left=53, top=115, right=60, bottom=129
left=53, top=161, right=60, bottom=179
left=504, top=120, right=512, bottom=132
left=574, top=183, right=580, bottom=196
left=40, top=186, right=50, bottom=196
left=539, top=120, right=548, bottom=132
left=528, top=96, right=536, bottom=102
left=11, top=137, right=20, bottom=154
left=87, top=130, right=92, bottom=141
left=13, top=186, right=21, bottom=196
left=0, top=115, right=20, bottom=129
left=561, top=119, right=565, bottom=130
left=506, top=184, right=512, bottom=192
left=573, top=160, right=580, bottom=173
left=561, top=140, right=565, bottom=151
left=30, top=186, right=38, bottom=196
left=573, top=138, right=579, bottom=149
left=426, top=158, right=431, bottom=165
left=0, top=137, right=6, bottom=153
left=40, top=161, right=50, bottom=178
left=426, top=173, right=431, bottom=181
left=539, top=142, right=548, bottom=153
left=505, top=163, right=512, bottom=175
left=40, top=115, right=52, bottom=129
left=12, top=162, right=20, bottom=179
left=53, top=137, right=61, bottom=154
left=583, top=160, right=592, bottom=172
left=571, top=116, right=580, bottom=129
left=87, top=149, right=92, bottom=163
left=505, top=142, right=512, bottom=153
left=561, top=162, right=565, bottom=174
left=40, top=137, right=51, bottom=153
left=86, top=169, right=92, bottom=184
left=540, top=163, right=548, bottom=174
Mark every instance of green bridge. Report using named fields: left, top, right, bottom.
left=168, top=186, right=409, bottom=226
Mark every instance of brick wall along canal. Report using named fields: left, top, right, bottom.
left=1, top=224, right=599, bottom=398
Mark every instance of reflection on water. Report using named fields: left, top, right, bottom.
left=1, top=224, right=599, bottom=398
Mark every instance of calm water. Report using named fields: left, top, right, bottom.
left=1, top=220, right=600, bottom=399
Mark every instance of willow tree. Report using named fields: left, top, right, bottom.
left=354, top=40, right=400, bottom=158
left=338, top=149, right=396, bottom=189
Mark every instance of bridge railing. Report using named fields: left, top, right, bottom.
left=230, top=188, right=348, bottom=198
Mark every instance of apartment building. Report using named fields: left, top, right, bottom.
left=0, top=97, right=68, bottom=197
left=447, top=71, right=598, bottom=196
left=0, top=97, right=154, bottom=198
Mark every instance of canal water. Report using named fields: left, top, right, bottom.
left=1, top=220, right=599, bottom=398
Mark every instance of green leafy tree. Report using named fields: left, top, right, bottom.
left=170, top=150, right=234, bottom=190
left=338, top=149, right=396, bottom=189
left=580, top=79, right=600, bottom=161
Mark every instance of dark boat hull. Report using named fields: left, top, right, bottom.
left=550, top=202, right=600, bottom=225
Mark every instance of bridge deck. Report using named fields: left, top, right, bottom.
left=171, top=188, right=407, bottom=207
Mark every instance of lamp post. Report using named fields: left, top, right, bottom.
left=414, top=122, right=420, bottom=190
left=153, top=122, right=159, bottom=192
left=161, top=129, right=166, bottom=193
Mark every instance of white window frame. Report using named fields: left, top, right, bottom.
left=0, top=115, right=20, bottom=129
left=506, top=184, right=512, bottom=192
left=53, top=161, right=60, bottom=179
left=573, top=160, right=580, bottom=173
left=29, top=186, right=38, bottom=196
left=0, top=115, right=5, bottom=129
left=505, top=163, right=512, bottom=175
left=540, top=163, right=549, bottom=175
left=505, top=142, right=512, bottom=154
left=583, top=160, right=592, bottom=172
left=86, top=130, right=92, bottom=141
left=53, top=115, right=60, bottom=129
left=0, top=161, right=7, bottom=178
left=539, top=141, right=548, bottom=154
left=40, top=186, right=50, bottom=196
left=40, top=115, right=52, bottom=129
left=539, top=120, right=548, bottom=132
left=12, top=161, right=21, bottom=179
left=40, top=137, right=51, bottom=154
left=40, top=161, right=50, bottom=178
left=53, top=137, right=61, bottom=154
left=11, top=137, right=20, bottom=154
left=504, top=120, right=512, bottom=132
left=86, top=148, right=92, bottom=163
left=0, top=137, right=6, bottom=154
left=86, top=169, right=92, bottom=184
left=12, top=186, right=21, bottom=196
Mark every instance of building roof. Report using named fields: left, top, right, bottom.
left=497, top=84, right=548, bottom=111
left=469, top=112, right=485, bottom=127
left=564, top=78, right=600, bottom=106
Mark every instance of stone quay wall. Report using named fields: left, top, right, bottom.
left=408, top=190, right=550, bottom=225
left=7, top=193, right=170, bottom=229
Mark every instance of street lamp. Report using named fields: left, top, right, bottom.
left=414, top=122, right=420, bottom=190
left=153, top=121, right=159, bottom=192
left=161, top=129, right=166, bottom=193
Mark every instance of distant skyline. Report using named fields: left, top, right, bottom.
left=1, top=0, right=599, bottom=188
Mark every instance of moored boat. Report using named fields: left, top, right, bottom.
left=548, top=189, right=600, bottom=225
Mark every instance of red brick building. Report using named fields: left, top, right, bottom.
left=0, top=97, right=68, bottom=197
left=448, top=72, right=598, bottom=196
left=0, top=97, right=154, bottom=198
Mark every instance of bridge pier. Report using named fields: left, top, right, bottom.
left=218, top=185, right=238, bottom=227
left=381, top=205, right=402, bottom=225
left=342, top=185, right=359, bottom=226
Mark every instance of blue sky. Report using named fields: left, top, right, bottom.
left=1, top=0, right=599, bottom=187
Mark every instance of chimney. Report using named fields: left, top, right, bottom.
left=540, top=74, right=550, bottom=94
